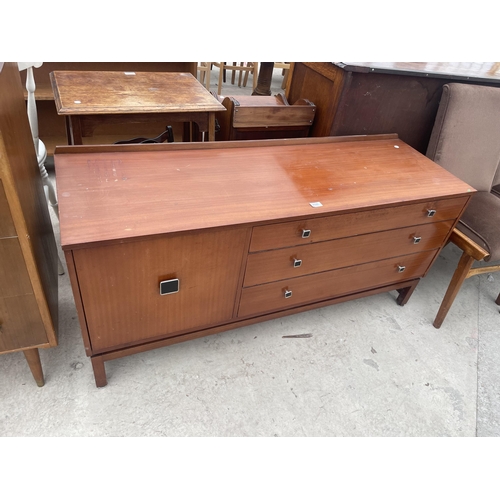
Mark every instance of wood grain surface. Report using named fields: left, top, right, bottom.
left=55, top=137, right=475, bottom=249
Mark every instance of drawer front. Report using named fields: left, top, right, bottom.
left=244, top=220, right=453, bottom=287
left=249, top=196, right=469, bottom=252
left=238, top=249, right=436, bottom=318
left=73, top=227, right=248, bottom=352
left=0, top=180, right=17, bottom=238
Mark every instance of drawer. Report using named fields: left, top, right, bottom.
left=249, top=196, right=469, bottom=252
left=238, top=249, right=436, bottom=318
left=244, top=220, right=453, bottom=287
left=0, top=180, right=16, bottom=238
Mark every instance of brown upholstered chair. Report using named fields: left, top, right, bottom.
left=426, top=83, right=500, bottom=328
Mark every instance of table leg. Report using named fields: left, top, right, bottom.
left=208, top=112, right=216, bottom=141
left=91, top=355, right=108, bottom=387
left=23, top=348, right=45, bottom=387
left=68, top=116, right=83, bottom=145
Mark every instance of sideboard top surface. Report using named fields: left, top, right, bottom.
left=55, top=137, right=474, bottom=249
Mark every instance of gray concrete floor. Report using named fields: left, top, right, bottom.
left=1, top=66, right=499, bottom=437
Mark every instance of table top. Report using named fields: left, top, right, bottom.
left=50, top=71, right=225, bottom=115
left=54, top=136, right=474, bottom=249
left=335, top=62, right=500, bottom=83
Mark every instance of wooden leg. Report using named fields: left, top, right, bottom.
left=396, top=279, right=419, bottom=306
left=68, top=116, right=83, bottom=145
left=91, top=356, right=108, bottom=388
left=208, top=113, right=215, bottom=141
left=23, top=348, right=44, bottom=387
left=433, top=251, right=475, bottom=329
left=496, top=291, right=500, bottom=306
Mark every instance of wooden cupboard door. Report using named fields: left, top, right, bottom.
left=73, top=228, right=249, bottom=352
left=0, top=238, right=48, bottom=351
left=0, top=181, right=16, bottom=238
left=0, top=295, right=48, bottom=351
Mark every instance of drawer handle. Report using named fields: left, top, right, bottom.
left=293, top=258, right=302, bottom=268
left=398, top=265, right=406, bottom=273
left=160, top=278, right=180, bottom=295
left=427, top=209, right=436, bottom=217
left=413, top=236, right=422, bottom=244
left=284, top=290, right=293, bottom=299
left=302, top=229, right=311, bottom=238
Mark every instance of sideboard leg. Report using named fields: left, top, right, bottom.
left=91, top=356, right=108, bottom=387
left=396, top=280, right=419, bottom=306
left=23, top=348, right=45, bottom=387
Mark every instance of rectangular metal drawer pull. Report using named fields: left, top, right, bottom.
left=302, top=229, right=311, bottom=238
left=413, top=236, right=421, bottom=244
left=427, top=209, right=436, bottom=217
left=293, top=258, right=302, bottom=268
left=284, top=290, right=293, bottom=298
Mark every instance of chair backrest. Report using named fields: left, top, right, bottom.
left=426, top=82, right=500, bottom=192
left=17, top=62, right=43, bottom=157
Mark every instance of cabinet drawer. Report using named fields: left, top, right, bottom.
left=239, top=249, right=436, bottom=318
left=244, top=220, right=453, bottom=287
left=249, top=196, right=469, bottom=252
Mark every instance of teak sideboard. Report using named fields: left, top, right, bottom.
left=54, top=135, right=474, bottom=387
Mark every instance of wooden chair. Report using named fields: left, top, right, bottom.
left=274, top=62, right=291, bottom=89
left=199, top=63, right=258, bottom=94
left=18, top=62, right=64, bottom=275
left=426, top=83, right=500, bottom=328
left=213, top=91, right=316, bottom=141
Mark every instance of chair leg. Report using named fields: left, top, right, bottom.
left=496, top=291, right=500, bottom=306
left=433, top=251, right=475, bottom=328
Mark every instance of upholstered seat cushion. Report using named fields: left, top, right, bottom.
left=457, top=191, right=500, bottom=262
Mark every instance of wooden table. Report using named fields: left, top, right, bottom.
left=50, top=71, right=226, bottom=144
left=55, top=135, right=473, bottom=387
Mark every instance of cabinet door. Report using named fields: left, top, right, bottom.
left=73, top=227, right=249, bottom=352
left=0, top=238, right=48, bottom=351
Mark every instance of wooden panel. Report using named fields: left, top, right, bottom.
left=232, top=105, right=315, bottom=128
left=0, top=238, right=34, bottom=298
left=286, top=62, right=346, bottom=137
left=0, top=294, right=48, bottom=351
left=55, top=137, right=474, bottom=250
left=243, top=220, right=453, bottom=287
left=249, top=196, right=469, bottom=252
left=0, top=180, right=16, bottom=238
left=238, top=250, right=436, bottom=318
left=0, top=62, right=58, bottom=349
left=73, top=227, right=249, bottom=352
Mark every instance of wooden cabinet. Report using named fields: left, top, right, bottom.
left=0, top=63, right=58, bottom=386
left=286, top=62, right=500, bottom=154
left=55, top=135, right=474, bottom=387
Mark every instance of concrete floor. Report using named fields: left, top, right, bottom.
left=1, top=66, right=499, bottom=437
